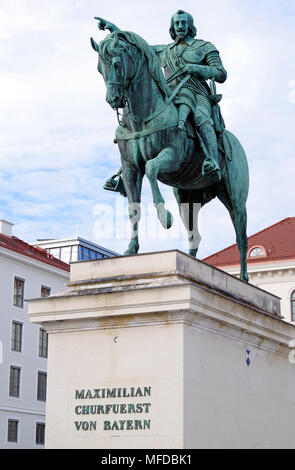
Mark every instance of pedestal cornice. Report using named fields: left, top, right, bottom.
left=27, top=251, right=295, bottom=354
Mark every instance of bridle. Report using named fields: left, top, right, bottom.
left=102, top=46, right=146, bottom=125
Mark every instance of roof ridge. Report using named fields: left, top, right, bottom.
left=247, top=217, right=294, bottom=241
left=0, top=233, right=69, bottom=271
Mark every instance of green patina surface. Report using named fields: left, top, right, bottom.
left=91, top=11, right=249, bottom=282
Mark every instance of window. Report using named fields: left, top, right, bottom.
left=291, top=291, right=295, bottom=322
left=90, top=249, right=96, bottom=260
left=37, top=372, right=47, bottom=401
left=13, top=277, right=24, bottom=308
left=71, top=245, right=78, bottom=262
left=36, top=423, right=45, bottom=445
left=77, top=246, right=106, bottom=261
left=49, top=247, right=60, bottom=259
left=7, top=420, right=18, bottom=442
left=9, top=366, right=21, bottom=397
left=82, top=247, right=90, bottom=260
left=39, top=329, right=48, bottom=358
left=60, top=246, right=72, bottom=263
left=77, top=246, right=91, bottom=260
left=249, top=247, right=265, bottom=258
left=41, top=286, right=51, bottom=298
left=11, top=322, right=23, bottom=352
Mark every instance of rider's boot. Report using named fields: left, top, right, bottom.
left=198, top=122, right=221, bottom=180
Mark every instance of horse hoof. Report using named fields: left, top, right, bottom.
left=157, top=207, right=173, bottom=229
left=189, top=249, right=198, bottom=258
left=124, top=242, right=139, bottom=256
left=165, top=210, right=173, bottom=229
left=124, top=249, right=137, bottom=256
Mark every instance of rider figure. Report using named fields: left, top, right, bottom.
left=96, top=10, right=227, bottom=182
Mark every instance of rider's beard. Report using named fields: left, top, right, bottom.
left=175, top=31, right=187, bottom=43
left=175, top=35, right=184, bottom=43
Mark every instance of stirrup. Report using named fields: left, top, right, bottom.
left=201, top=158, right=221, bottom=179
left=103, top=174, right=127, bottom=197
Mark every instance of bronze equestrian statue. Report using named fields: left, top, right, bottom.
left=91, top=10, right=249, bottom=282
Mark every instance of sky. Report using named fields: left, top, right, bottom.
left=0, top=0, right=294, bottom=258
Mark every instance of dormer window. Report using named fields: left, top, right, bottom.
left=249, top=247, right=266, bottom=258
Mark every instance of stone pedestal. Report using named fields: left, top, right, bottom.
left=28, top=251, right=295, bottom=449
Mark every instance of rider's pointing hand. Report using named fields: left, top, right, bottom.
left=94, top=17, right=119, bottom=33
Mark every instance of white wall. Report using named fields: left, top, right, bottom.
left=0, top=247, right=69, bottom=448
left=256, top=278, right=295, bottom=323
left=224, top=263, right=295, bottom=323
left=183, top=321, right=295, bottom=448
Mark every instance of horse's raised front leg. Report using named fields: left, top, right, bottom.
left=173, top=188, right=202, bottom=257
left=145, top=147, right=180, bottom=229
left=122, top=166, right=143, bottom=255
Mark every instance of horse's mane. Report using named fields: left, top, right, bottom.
left=99, top=31, right=171, bottom=99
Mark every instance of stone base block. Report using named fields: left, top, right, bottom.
left=28, top=251, right=295, bottom=449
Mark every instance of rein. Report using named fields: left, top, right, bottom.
left=141, top=73, right=190, bottom=124
left=115, top=121, right=196, bottom=142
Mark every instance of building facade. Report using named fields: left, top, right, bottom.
left=0, top=220, right=70, bottom=448
left=203, top=218, right=295, bottom=323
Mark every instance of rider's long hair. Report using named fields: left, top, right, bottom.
left=169, top=10, right=197, bottom=40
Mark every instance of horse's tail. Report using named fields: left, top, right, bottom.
left=217, top=130, right=249, bottom=281
left=222, top=130, right=249, bottom=207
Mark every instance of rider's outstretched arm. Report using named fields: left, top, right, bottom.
left=95, top=17, right=120, bottom=33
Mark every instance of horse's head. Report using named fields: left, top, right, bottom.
left=91, top=33, right=138, bottom=110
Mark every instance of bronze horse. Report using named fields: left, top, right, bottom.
left=91, top=31, right=249, bottom=282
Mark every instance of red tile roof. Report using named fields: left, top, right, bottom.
left=0, top=233, right=70, bottom=272
left=203, top=218, right=295, bottom=267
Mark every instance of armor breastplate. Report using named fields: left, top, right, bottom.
left=182, top=47, right=206, bottom=64
left=165, top=40, right=218, bottom=68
